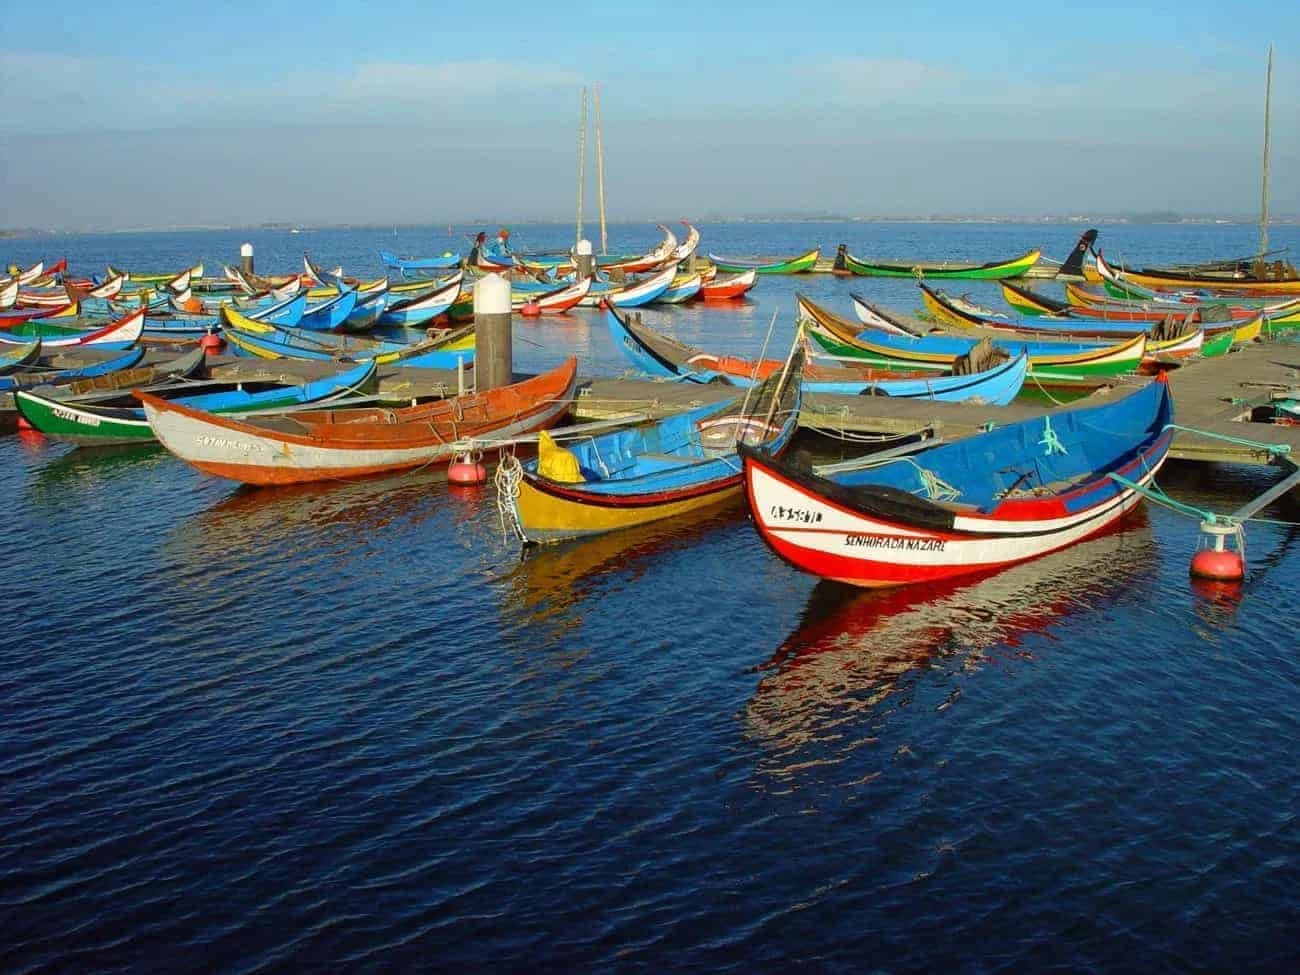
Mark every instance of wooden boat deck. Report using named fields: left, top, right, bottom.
left=574, top=341, right=1300, bottom=468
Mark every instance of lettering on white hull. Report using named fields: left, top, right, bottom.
left=845, top=533, right=947, bottom=553
left=770, top=505, right=823, bottom=525
left=196, top=435, right=264, bottom=452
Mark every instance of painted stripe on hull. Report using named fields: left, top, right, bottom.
left=514, top=476, right=742, bottom=541
left=744, top=435, right=1169, bottom=588
left=145, top=397, right=572, bottom=486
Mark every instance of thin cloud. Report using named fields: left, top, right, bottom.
left=799, top=56, right=962, bottom=103
left=0, top=52, right=584, bottom=133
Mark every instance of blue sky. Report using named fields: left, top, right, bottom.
left=1, top=1, right=1295, bottom=229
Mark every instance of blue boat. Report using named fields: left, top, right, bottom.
left=296, top=286, right=359, bottom=331
left=379, top=250, right=461, bottom=271
left=140, top=292, right=310, bottom=341
left=607, top=306, right=1029, bottom=405
left=221, top=305, right=475, bottom=370
left=0, top=346, right=146, bottom=392
left=375, top=276, right=462, bottom=327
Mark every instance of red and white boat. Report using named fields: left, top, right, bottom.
left=741, top=377, right=1174, bottom=588
left=0, top=305, right=145, bottom=349
left=513, top=277, right=592, bottom=314
left=700, top=268, right=757, bottom=301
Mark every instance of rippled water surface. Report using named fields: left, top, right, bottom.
left=3, top=223, right=1299, bottom=972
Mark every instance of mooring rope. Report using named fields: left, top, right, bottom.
left=1107, top=471, right=1219, bottom=522
left=494, top=450, right=528, bottom=544
left=1163, top=423, right=1292, bottom=457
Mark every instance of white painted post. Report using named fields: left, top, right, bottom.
left=240, top=243, right=254, bottom=274
left=575, top=238, right=595, bottom=282
left=472, top=273, right=513, bottom=391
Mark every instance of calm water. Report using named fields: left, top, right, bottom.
left=3, top=223, right=1298, bottom=972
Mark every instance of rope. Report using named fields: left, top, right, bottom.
left=1029, top=369, right=1070, bottom=406
left=1107, top=472, right=1220, bottom=522
left=918, top=466, right=961, bottom=501
left=494, top=450, right=529, bottom=543
left=1163, top=423, right=1292, bottom=457
left=1039, top=416, right=1067, bottom=456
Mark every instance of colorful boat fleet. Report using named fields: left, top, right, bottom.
left=6, top=221, right=1287, bottom=593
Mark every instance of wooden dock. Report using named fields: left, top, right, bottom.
left=573, top=342, right=1300, bottom=469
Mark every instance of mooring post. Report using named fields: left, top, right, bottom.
left=240, top=243, right=254, bottom=275
left=473, top=272, right=512, bottom=390
left=575, top=238, right=595, bottom=282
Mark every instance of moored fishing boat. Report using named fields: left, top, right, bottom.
left=700, top=268, right=757, bottom=301
left=0, top=305, right=146, bottom=350
left=919, top=283, right=1240, bottom=346
left=379, top=250, right=462, bottom=271
left=740, top=375, right=1174, bottom=588
left=799, top=294, right=1147, bottom=378
left=0, top=338, right=43, bottom=374
left=607, top=306, right=1028, bottom=404
left=0, top=346, right=147, bottom=393
left=221, top=305, right=476, bottom=369
left=17, top=359, right=378, bottom=446
left=1097, top=249, right=1300, bottom=295
left=655, top=271, right=703, bottom=305
left=375, top=274, right=463, bottom=326
left=295, top=286, right=360, bottom=331
left=512, top=278, right=592, bottom=314
left=849, top=292, right=928, bottom=336
left=843, top=247, right=1041, bottom=280
left=577, top=264, right=678, bottom=308
left=140, top=357, right=579, bottom=486
left=506, top=350, right=804, bottom=543
left=708, top=248, right=820, bottom=275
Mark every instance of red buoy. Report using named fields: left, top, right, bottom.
left=17, top=415, right=33, bottom=430
left=1190, top=547, right=1245, bottom=581
left=199, top=331, right=225, bottom=353
left=520, top=301, right=541, bottom=317
left=597, top=298, right=609, bottom=310
left=448, top=451, right=487, bottom=485
left=1189, top=522, right=1246, bottom=582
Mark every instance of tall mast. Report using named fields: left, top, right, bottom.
left=577, top=86, right=588, bottom=248
left=593, top=82, right=608, bottom=256
left=1260, top=43, right=1273, bottom=258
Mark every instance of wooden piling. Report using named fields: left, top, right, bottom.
left=472, top=273, right=513, bottom=390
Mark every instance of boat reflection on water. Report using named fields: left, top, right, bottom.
left=745, top=511, right=1160, bottom=757
left=26, top=440, right=170, bottom=497
left=498, top=498, right=748, bottom=630
left=167, top=467, right=464, bottom=571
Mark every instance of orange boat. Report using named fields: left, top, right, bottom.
left=140, top=358, right=579, bottom=486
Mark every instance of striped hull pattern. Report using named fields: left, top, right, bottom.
left=742, top=428, right=1172, bottom=588
left=700, top=268, right=757, bottom=300
left=513, top=473, right=745, bottom=542
left=708, top=249, right=820, bottom=274
left=141, top=359, right=578, bottom=486
left=844, top=249, right=1041, bottom=280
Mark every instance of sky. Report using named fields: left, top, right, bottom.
left=0, top=0, right=1296, bottom=230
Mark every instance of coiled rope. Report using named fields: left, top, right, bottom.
left=494, top=451, right=528, bottom=544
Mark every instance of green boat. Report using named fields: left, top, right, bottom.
left=843, top=247, right=1041, bottom=280
left=15, top=359, right=378, bottom=446
left=797, top=295, right=1146, bottom=379
left=707, top=247, right=820, bottom=274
